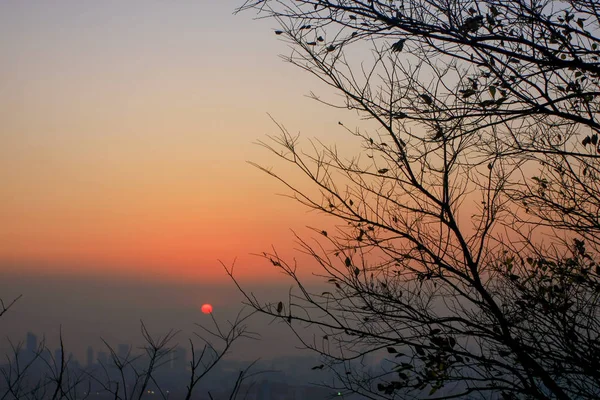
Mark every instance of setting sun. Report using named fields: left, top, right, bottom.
left=200, top=303, right=213, bottom=314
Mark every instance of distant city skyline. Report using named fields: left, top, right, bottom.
left=0, top=274, right=330, bottom=363
left=20, top=331, right=187, bottom=372
left=4, top=331, right=353, bottom=399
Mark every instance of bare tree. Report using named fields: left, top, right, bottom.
left=0, top=296, right=21, bottom=319
left=230, top=1, right=600, bottom=399
left=1, top=312, right=259, bottom=400
left=183, top=311, right=260, bottom=400
left=0, top=331, right=90, bottom=400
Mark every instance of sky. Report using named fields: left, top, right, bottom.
left=0, top=0, right=531, bottom=366
left=0, top=273, right=320, bottom=362
left=0, top=0, right=355, bottom=284
left=0, top=1, right=364, bottom=358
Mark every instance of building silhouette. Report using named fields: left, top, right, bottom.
left=97, top=350, right=108, bottom=366
left=173, top=346, right=186, bottom=371
left=54, top=348, right=62, bottom=363
left=86, top=346, right=94, bottom=368
left=117, top=344, right=129, bottom=361
left=26, top=332, right=37, bottom=354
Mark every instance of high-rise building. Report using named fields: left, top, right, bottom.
left=173, top=347, right=187, bottom=371
left=26, top=332, right=37, bottom=354
left=257, top=381, right=272, bottom=400
left=54, top=348, right=62, bottom=363
left=97, top=351, right=108, bottom=366
left=86, top=346, right=94, bottom=368
left=117, top=344, right=130, bottom=361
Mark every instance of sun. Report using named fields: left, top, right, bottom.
left=201, top=303, right=213, bottom=314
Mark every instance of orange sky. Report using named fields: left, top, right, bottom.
left=0, top=1, right=356, bottom=283
left=0, top=1, right=540, bottom=286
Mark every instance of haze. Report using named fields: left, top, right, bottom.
left=0, top=0, right=352, bottom=370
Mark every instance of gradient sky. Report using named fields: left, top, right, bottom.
left=0, top=1, right=510, bottom=363
left=0, top=0, right=355, bottom=284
